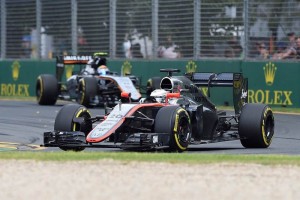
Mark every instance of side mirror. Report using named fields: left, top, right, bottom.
left=121, top=92, right=131, bottom=103
left=165, top=92, right=180, bottom=104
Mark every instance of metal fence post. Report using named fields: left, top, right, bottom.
left=243, top=0, right=248, bottom=60
left=109, top=0, right=116, bottom=58
left=36, top=0, right=41, bottom=59
left=193, top=0, right=200, bottom=59
left=1, top=0, right=6, bottom=59
left=71, top=0, right=77, bottom=55
left=152, top=0, right=158, bottom=59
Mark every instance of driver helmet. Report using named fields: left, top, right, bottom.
left=150, top=89, right=169, bottom=103
left=97, top=65, right=109, bottom=75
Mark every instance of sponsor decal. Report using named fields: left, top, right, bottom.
left=174, top=112, right=179, bottom=132
left=233, top=80, right=241, bottom=90
left=11, top=61, right=20, bottom=81
left=263, top=62, right=276, bottom=86
left=248, top=90, right=292, bottom=105
left=0, top=84, right=30, bottom=96
left=201, top=87, right=208, bottom=96
left=249, top=62, right=292, bottom=106
left=63, top=55, right=92, bottom=61
left=186, top=60, right=197, bottom=73
left=0, top=61, right=30, bottom=97
left=89, top=104, right=136, bottom=139
left=65, top=65, right=74, bottom=79
left=121, top=60, right=132, bottom=76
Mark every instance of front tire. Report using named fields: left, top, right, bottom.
left=77, top=77, right=98, bottom=107
left=54, top=104, right=92, bottom=151
left=36, top=74, right=58, bottom=105
left=239, top=103, right=274, bottom=148
left=155, top=106, right=191, bottom=152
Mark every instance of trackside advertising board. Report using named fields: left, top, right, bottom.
left=0, top=59, right=299, bottom=107
left=241, top=61, right=300, bottom=108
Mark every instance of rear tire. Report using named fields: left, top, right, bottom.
left=36, top=74, right=58, bottom=105
left=239, top=103, right=274, bottom=148
left=77, top=77, right=98, bottom=107
left=155, top=106, right=191, bottom=152
left=54, top=104, right=92, bottom=151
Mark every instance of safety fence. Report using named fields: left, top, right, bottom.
left=1, top=0, right=300, bottom=60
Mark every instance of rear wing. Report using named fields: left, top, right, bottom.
left=56, top=55, right=92, bottom=82
left=186, top=72, right=248, bottom=114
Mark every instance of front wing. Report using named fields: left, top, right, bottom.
left=43, top=131, right=170, bottom=151
left=42, top=130, right=241, bottom=151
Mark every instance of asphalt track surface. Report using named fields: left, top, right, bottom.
left=0, top=99, right=299, bottom=154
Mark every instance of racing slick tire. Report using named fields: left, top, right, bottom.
left=77, top=77, right=98, bottom=107
left=54, top=104, right=92, bottom=151
left=146, top=77, right=162, bottom=96
left=238, top=103, right=274, bottom=148
left=36, top=74, right=58, bottom=105
left=155, top=106, right=191, bottom=152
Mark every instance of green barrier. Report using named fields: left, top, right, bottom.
left=0, top=60, right=54, bottom=97
left=242, top=61, right=300, bottom=108
left=1, top=59, right=298, bottom=107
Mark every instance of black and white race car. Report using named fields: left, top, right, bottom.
left=43, top=69, right=275, bottom=152
left=36, top=53, right=141, bottom=107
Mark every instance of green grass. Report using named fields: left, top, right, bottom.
left=0, top=151, right=299, bottom=166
